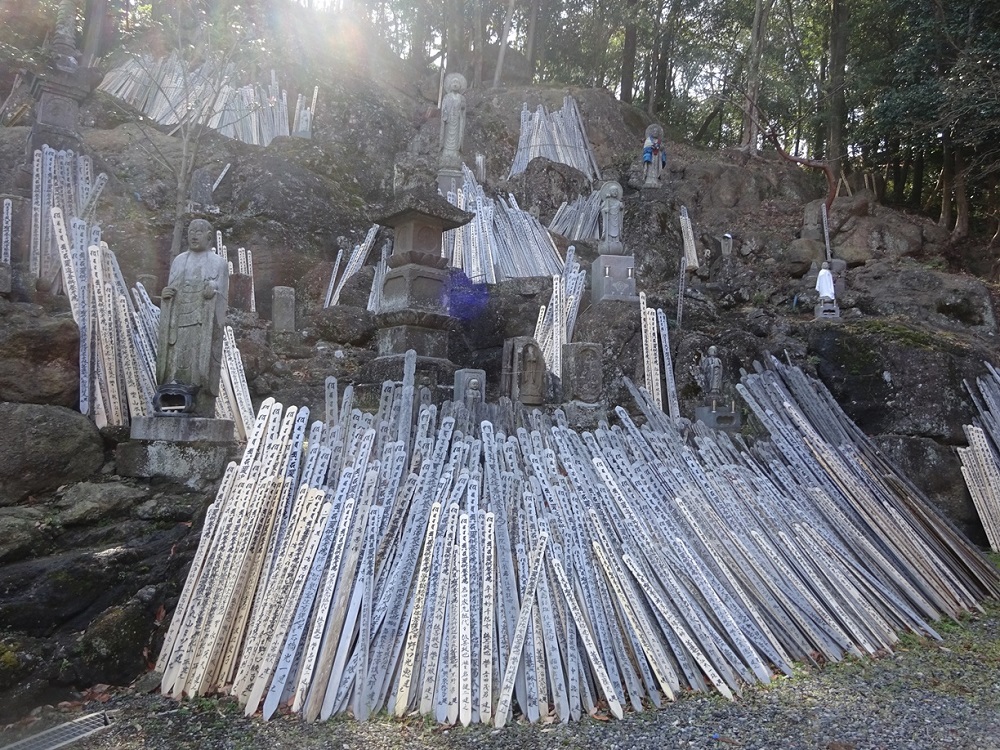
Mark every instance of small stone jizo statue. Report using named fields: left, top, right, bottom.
left=155, top=219, right=230, bottom=417
left=642, top=124, right=667, bottom=187
left=439, top=73, right=467, bottom=171
left=816, top=261, right=835, bottom=300
left=518, top=341, right=545, bottom=405
left=599, top=181, right=625, bottom=255
left=697, top=346, right=723, bottom=400
left=464, top=377, right=483, bottom=410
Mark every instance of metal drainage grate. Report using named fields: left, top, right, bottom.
left=0, top=711, right=114, bottom=750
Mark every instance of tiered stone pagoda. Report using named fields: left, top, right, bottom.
left=356, top=189, right=474, bottom=404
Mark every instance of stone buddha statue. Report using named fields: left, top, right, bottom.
left=154, top=219, right=230, bottom=417
left=439, top=73, right=467, bottom=172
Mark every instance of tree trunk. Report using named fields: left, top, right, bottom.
left=741, top=0, right=776, bottom=149
left=909, top=147, right=924, bottom=208
left=813, top=54, right=827, bottom=158
left=826, top=0, right=848, bottom=180
left=645, top=0, right=663, bottom=113
left=892, top=146, right=910, bottom=204
left=885, top=137, right=899, bottom=201
left=939, top=134, right=954, bottom=229
left=492, top=0, right=517, bottom=87
left=652, top=0, right=683, bottom=115
left=81, top=0, right=110, bottom=67
left=525, top=0, right=539, bottom=80
left=620, top=0, right=639, bottom=102
left=694, top=98, right=725, bottom=143
left=447, top=0, right=466, bottom=76
left=592, top=25, right=615, bottom=88
left=409, top=0, right=426, bottom=61
left=646, top=39, right=657, bottom=113
left=988, top=185, right=1000, bottom=251
left=472, top=0, right=484, bottom=86
left=951, top=146, right=969, bottom=240
left=653, top=32, right=669, bottom=113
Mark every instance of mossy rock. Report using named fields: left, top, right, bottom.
left=77, top=601, right=152, bottom=686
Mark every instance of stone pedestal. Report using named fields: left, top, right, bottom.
left=117, top=416, right=236, bottom=490
left=561, top=342, right=602, bottom=404
left=0, top=262, right=11, bottom=295
left=562, top=400, right=608, bottom=431
left=272, top=286, right=295, bottom=333
left=695, top=404, right=742, bottom=433
left=437, top=168, right=463, bottom=197
left=592, top=255, right=637, bottom=302
left=376, top=260, right=454, bottom=359
left=815, top=299, right=841, bottom=320
left=16, top=55, right=102, bottom=191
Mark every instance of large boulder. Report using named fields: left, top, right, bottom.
left=0, top=300, right=80, bottom=407
left=0, top=507, right=46, bottom=563
left=769, top=237, right=825, bottom=277
left=849, top=260, right=997, bottom=336
left=53, top=482, right=148, bottom=527
left=76, top=598, right=155, bottom=686
left=0, top=403, right=104, bottom=506
left=872, top=434, right=984, bottom=543
left=301, top=305, right=377, bottom=347
left=834, top=213, right=924, bottom=265
left=801, top=193, right=927, bottom=266
left=807, top=322, right=988, bottom=444
left=503, top=157, right=592, bottom=225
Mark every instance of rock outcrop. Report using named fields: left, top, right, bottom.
left=0, top=300, right=80, bottom=408
left=0, top=403, right=104, bottom=506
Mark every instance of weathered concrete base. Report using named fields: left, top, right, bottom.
left=377, top=325, right=449, bottom=359
left=117, top=441, right=235, bottom=490
left=354, top=354, right=458, bottom=410
left=562, top=400, right=607, bottom=431
left=694, top=404, right=742, bottom=433
left=592, top=255, right=638, bottom=302
left=130, top=415, right=235, bottom=443
left=118, top=416, right=236, bottom=490
left=0, top=262, right=11, bottom=295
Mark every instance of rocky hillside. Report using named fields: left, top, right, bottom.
left=1, top=18, right=998, bottom=723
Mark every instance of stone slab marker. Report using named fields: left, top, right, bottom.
left=561, top=343, right=602, bottom=403
left=0, top=197, right=10, bottom=293
left=272, top=286, right=295, bottom=333
left=230, top=274, right=254, bottom=311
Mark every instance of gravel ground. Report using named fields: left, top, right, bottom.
left=5, top=600, right=999, bottom=750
